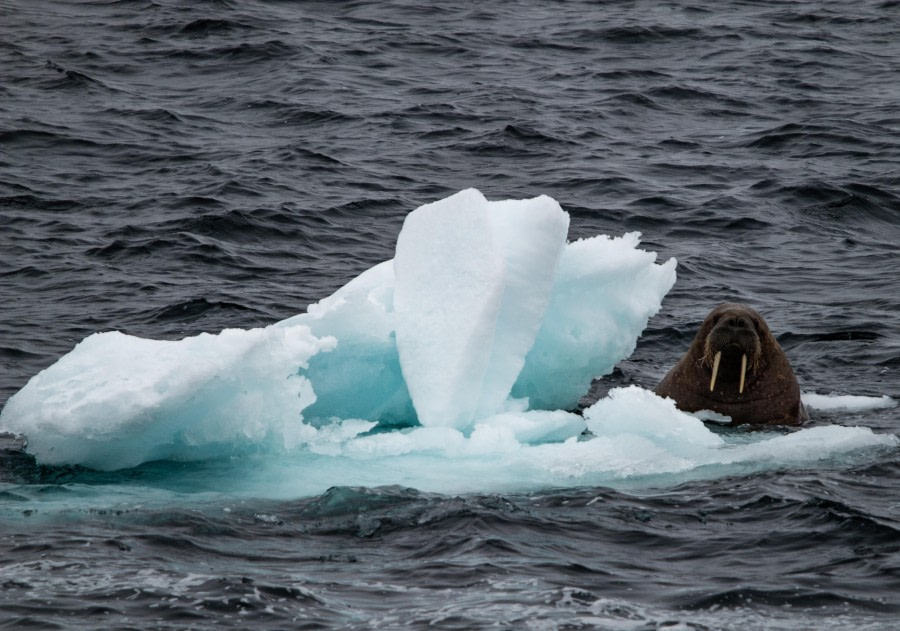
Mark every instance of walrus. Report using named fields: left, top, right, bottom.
left=655, top=303, right=808, bottom=426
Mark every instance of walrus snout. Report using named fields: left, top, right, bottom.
left=721, top=314, right=754, bottom=331
left=707, top=321, right=760, bottom=355
left=702, top=310, right=763, bottom=394
left=705, top=320, right=761, bottom=356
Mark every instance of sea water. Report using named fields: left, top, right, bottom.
left=2, top=1, right=899, bottom=629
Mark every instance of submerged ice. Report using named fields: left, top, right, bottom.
left=1, top=189, right=895, bottom=493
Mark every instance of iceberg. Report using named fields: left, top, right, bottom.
left=1, top=188, right=894, bottom=493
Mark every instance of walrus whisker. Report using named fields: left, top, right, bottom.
left=739, top=353, right=747, bottom=394
left=709, top=351, right=721, bottom=392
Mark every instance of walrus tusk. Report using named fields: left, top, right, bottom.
left=709, top=351, right=721, bottom=392
left=739, top=354, right=747, bottom=394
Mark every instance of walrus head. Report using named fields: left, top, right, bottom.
left=699, top=303, right=767, bottom=395
left=655, top=302, right=807, bottom=425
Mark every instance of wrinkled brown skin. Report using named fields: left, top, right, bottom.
left=655, top=303, right=808, bottom=426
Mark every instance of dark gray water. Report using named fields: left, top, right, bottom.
left=2, top=0, right=899, bottom=628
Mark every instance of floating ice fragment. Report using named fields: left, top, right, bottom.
left=0, top=325, right=331, bottom=470
left=585, top=386, right=724, bottom=451
left=716, top=425, right=899, bottom=466
left=690, top=409, right=734, bottom=424
left=474, top=409, right=586, bottom=445
left=801, top=393, right=897, bottom=413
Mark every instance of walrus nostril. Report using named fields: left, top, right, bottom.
left=726, top=317, right=749, bottom=329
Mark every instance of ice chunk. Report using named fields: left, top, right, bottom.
left=0, top=325, right=331, bottom=470
left=802, top=393, right=897, bottom=413
left=393, top=188, right=569, bottom=428
left=277, top=204, right=674, bottom=429
left=585, top=385, right=724, bottom=454
left=690, top=409, right=734, bottom=424
left=473, top=409, right=586, bottom=445
left=278, top=261, right=415, bottom=426
left=513, top=233, right=677, bottom=410
left=525, top=387, right=898, bottom=484
left=715, top=425, right=899, bottom=466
